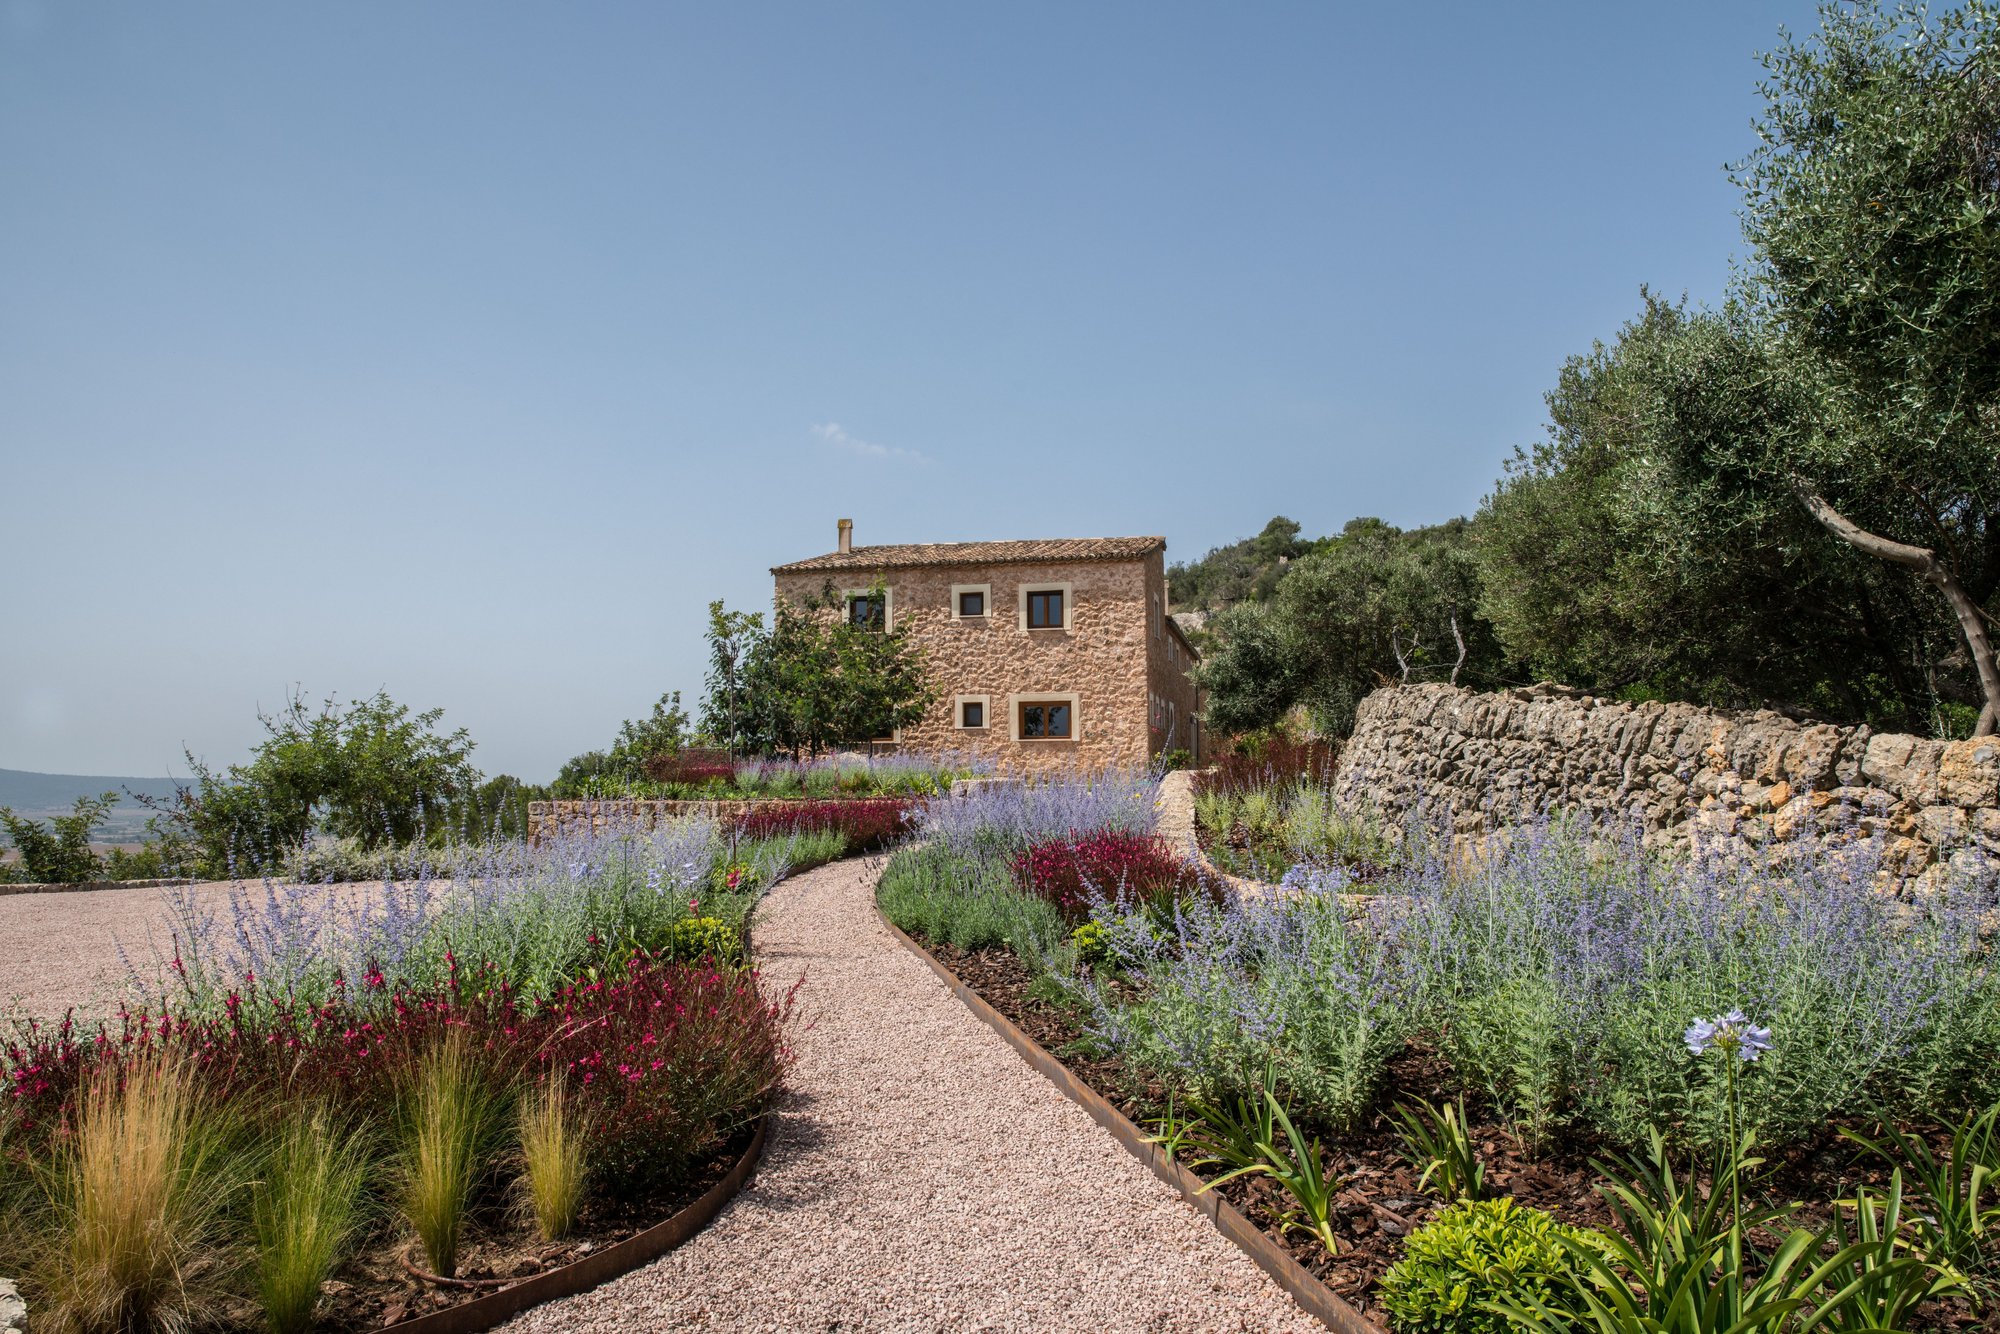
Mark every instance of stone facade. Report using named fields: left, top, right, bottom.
left=1335, top=682, right=2000, bottom=889
left=772, top=530, right=1203, bottom=773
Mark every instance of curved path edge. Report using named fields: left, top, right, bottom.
left=875, top=908, right=1384, bottom=1334
left=388, top=1113, right=771, bottom=1334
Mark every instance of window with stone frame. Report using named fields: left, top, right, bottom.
left=848, top=593, right=886, bottom=630
left=1026, top=589, right=1064, bottom=629
left=1019, top=699, right=1072, bottom=739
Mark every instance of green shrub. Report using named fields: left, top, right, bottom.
left=668, top=917, right=743, bottom=964
left=1379, top=1197, right=1600, bottom=1334
left=1071, top=920, right=1110, bottom=968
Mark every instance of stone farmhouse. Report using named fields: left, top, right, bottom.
left=772, top=521, right=1204, bottom=771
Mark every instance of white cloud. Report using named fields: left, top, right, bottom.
left=812, top=422, right=930, bottom=464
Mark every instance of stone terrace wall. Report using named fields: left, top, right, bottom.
left=528, top=799, right=818, bottom=842
left=1334, top=683, right=2000, bottom=889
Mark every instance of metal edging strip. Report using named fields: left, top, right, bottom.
left=383, top=1110, right=771, bottom=1333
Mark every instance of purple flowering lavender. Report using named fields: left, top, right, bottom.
left=915, top=770, right=1162, bottom=854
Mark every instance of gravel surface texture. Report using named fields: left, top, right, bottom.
left=0, top=878, right=238, bottom=1021
left=0, top=878, right=408, bottom=1023
left=502, top=854, right=1320, bottom=1333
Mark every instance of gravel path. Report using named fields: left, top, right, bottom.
left=502, top=855, right=1320, bottom=1333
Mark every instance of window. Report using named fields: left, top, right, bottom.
left=1011, top=692, right=1079, bottom=741
left=950, top=583, right=991, bottom=622
left=1019, top=700, right=1071, bottom=738
left=1017, top=582, right=1074, bottom=632
left=961, top=700, right=984, bottom=728
left=848, top=594, right=885, bottom=630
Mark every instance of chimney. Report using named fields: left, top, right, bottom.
left=837, top=518, right=853, bottom=555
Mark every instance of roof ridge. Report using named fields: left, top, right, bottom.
left=771, top=534, right=1165, bottom=574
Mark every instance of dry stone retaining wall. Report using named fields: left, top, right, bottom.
left=1334, top=683, right=2000, bottom=889
left=527, top=799, right=806, bottom=842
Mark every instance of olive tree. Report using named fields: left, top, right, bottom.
left=1727, top=1, right=2000, bottom=732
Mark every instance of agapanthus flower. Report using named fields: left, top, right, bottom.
left=1685, top=1008, right=1774, bottom=1062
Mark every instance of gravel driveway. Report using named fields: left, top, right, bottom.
left=0, top=880, right=238, bottom=1021
left=0, top=878, right=410, bottom=1023
left=501, top=854, right=1319, bottom=1334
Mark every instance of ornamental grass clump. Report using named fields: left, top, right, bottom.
left=253, top=1107, right=372, bottom=1334
left=517, top=1079, right=588, bottom=1242
left=33, top=1056, right=231, bottom=1334
left=398, top=1032, right=505, bottom=1278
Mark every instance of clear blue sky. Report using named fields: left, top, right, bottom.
left=1, top=1, right=1825, bottom=782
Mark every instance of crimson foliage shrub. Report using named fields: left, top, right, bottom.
left=734, top=799, right=914, bottom=853
left=642, top=748, right=737, bottom=786
left=1008, top=830, right=1212, bottom=923
left=1194, top=736, right=1340, bottom=797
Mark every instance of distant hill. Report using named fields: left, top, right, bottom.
left=0, top=769, right=184, bottom=843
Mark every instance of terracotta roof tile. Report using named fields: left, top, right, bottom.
left=771, top=536, right=1165, bottom=574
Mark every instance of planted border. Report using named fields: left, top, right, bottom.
left=877, top=909, right=1384, bottom=1334
left=385, top=1111, right=770, bottom=1333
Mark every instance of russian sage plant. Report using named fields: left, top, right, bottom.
left=1087, top=891, right=1407, bottom=1130
left=1392, top=816, right=2000, bottom=1151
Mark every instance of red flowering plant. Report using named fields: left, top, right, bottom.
left=1008, top=830, right=1218, bottom=925
left=532, top=956, right=797, bottom=1194
left=734, top=799, right=914, bottom=854
left=1193, top=736, right=1340, bottom=798
left=2, top=951, right=796, bottom=1198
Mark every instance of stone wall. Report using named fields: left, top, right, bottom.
left=527, top=799, right=804, bottom=842
left=1333, top=683, right=2000, bottom=888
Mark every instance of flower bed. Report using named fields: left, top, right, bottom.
left=0, top=820, right=802, bottom=1333
left=878, top=774, right=2000, bottom=1333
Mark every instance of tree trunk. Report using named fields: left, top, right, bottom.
left=1797, top=486, right=2000, bottom=736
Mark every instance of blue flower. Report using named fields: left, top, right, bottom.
left=1685, top=1009, right=1774, bottom=1062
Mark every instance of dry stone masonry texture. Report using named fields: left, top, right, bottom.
left=1335, top=683, right=2000, bottom=890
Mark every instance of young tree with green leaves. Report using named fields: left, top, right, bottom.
left=699, top=600, right=766, bottom=756
left=549, top=692, right=691, bottom=796
left=714, top=582, right=936, bottom=757
left=158, top=689, right=479, bottom=871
